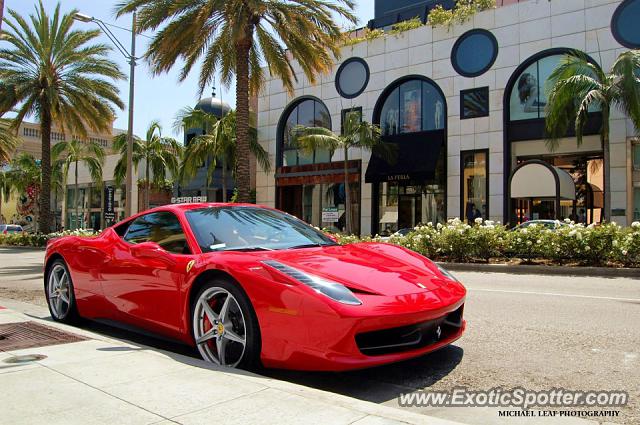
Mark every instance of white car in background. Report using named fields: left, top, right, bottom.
left=0, top=224, right=24, bottom=234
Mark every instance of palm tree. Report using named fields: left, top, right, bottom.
left=116, top=0, right=356, bottom=203
left=52, top=140, right=105, bottom=229
left=294, top=114, right=391, bottom=234
left=175, top=108, right=270, bottom=202
left=0, top=119, right=18, bottom=164
left=0, top=2, right=125, bottom=233
left=545, top=50, right=640, bottom=221
left=114, top=121, right=182, bottom=211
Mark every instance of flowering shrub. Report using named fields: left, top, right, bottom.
left=327, top=219, right=640, bottom=268
left=0, top=229, right=99, bottom=247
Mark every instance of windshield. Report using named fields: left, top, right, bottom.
left=185, top=206, right=338, bottom=252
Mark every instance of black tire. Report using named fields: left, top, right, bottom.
left=191, top=279, right=262, bottom=370
left=45, top=259, right=80, bottom=324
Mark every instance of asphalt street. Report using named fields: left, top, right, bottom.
left=1, top=247, right=638, bottom=424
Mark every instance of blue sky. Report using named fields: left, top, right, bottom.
left=4, top=1, right=374, bottom=141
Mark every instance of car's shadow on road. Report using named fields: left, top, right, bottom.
left=0, top=265, right=43, bottom=277
left=264, top=346, right=464, bottom=404
left=26, top=310, right=463, bottom=405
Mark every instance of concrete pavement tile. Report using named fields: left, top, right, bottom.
left=50, top=350, right=192, bottom=389
left=174, top=387, right=367, bottom=425
left=0, top=366, right=161, bottom=424
left=7, top=339, right=140, bottom=366
left=0, top=311, right=28, bottom=324
left=103, top=366, right=268, bottom=418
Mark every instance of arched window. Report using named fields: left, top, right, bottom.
left=507, top=50, right=600, bottom=122
left=278, top=97, right=332, bottom=167
left=375, top=77, right=445, bottom=136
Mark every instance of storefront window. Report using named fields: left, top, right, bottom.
left=281, top=98, right=332, bottom=166
left=379, top=79, right=445, bottom=136
left=633, top=141, right=640, bottom=170
left=378, top=183, right=445, bottom=236
left=634, top=187, right=640, bottom=221
left=461, top=150, right=488, bottom=222
left=509, top=53, right=600, bottom=121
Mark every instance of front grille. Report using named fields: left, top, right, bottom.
left=355, top=305, right=463, bottom=356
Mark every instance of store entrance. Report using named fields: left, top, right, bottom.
left=398, top=193, right=421, bottom=230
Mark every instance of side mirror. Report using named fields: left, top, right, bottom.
left=130, top=241, right=167, bottom=259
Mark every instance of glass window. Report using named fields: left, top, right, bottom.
left=378, top=79, right=445, bottom=136
left=633, top=142, right=640, bottom=170
left=378, top=182, right=446, bottom=236
left=461, top=150, right=488, bottom=222
left=280, top=99, right=332, bottom=166
left=400, top=80, right=422, bottom=134
left=634, top=187, right=640, bottom=221
left=451, top=29, right=498, bottom=77
left=612, top=0, right=640, bottom=49
left=185, top=206, right=337, bottom=252
left=336, top=58, right=369, bottom=99
left=124, top=211, right=190, bottom=254
left=380, top=88, right=400, bottom=136
left=509, top=53, right=601, bottom=121
left=461, top=87, right=490, bottom=119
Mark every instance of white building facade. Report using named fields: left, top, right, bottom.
left=256, top=0, right=640, bottom=235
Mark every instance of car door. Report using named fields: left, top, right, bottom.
left=101, top=211, right=194, bottom=337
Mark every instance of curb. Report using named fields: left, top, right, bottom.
left=438, top=262, right=640, bottom=278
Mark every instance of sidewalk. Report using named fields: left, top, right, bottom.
left=0, top=303, right=462, bottom=425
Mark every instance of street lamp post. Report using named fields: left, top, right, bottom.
left=74, top=11, right=137, bottom=218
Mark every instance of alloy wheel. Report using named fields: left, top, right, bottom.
left=193, top=287, right=247, bottom=367
left=48, top=264, right=71, bottom=319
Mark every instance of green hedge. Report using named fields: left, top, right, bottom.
left=0, top=229, right=99, bottom=247
left=330, top=219, right=640, bottom=268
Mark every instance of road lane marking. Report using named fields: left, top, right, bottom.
left=470, top=288, right=640, bottom=302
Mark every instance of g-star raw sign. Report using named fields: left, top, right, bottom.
left=322, top=207, right=340, bottom=223
left=171, top=196, right=208, bottom=204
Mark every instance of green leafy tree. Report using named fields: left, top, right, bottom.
left=52, top=140, right=105, bottom=229
left=175, top=108, right=270, bottom=202
left=294, top=114, right=391, bottom=234
left=0, top=1, right=125, bottom=232
left=545, top=50, right=640, bottom=221
left=116, top=0, right=355, bottom=203
left=114, top=121, right=182, bottom=211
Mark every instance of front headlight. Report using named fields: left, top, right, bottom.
left=262, top=260, right=362, bottom=305
left=436, top=263, right=459, bottom=282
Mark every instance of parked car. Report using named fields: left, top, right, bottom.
left=0, top=224, right=24, bottom=234
left=44, top=203, right=466, bottom=371
left=512, top=220, right=566, bottom=231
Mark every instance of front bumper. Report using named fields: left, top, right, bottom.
left=260, top=286, right=466, bottom=371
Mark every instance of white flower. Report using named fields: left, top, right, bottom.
left=632, top=222, right=640, bottom=229
left=564, top=218, right=571, bottom=223
left=576, top=232, right=583, bottom=240
left=427, top=222, right=433, bottom=227
left=474, top=217, right=483, bottom=225
left=622, top=250, right=628, bottom=256
left=536, top=239, right=542, bottom=244
left=585, top=246, right=590, bottom=251
left=521, top=229, right=528, bottom=234
left=485, top=220, right=494, bottom=226
left=569, top=230, right=577, bottom=237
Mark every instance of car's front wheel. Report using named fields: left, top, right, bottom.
left=45, top=259, right=80, bottom=323
left=191, top=280, right=261, bottom=369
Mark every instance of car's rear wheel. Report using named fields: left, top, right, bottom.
left=192, top=280, right=261, bottom=369
left=45, top=260, right=80, bottom=324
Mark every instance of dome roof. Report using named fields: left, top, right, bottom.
left=195, top=96, right=232, bottom=118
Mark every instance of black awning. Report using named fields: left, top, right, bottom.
left=365, top=131, right=443, bottom=184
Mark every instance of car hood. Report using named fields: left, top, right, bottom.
left=258, top=242, right=451, bottom=296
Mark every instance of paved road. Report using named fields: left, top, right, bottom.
left=1, top=247, right=638, bottom=424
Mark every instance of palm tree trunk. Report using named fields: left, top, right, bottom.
left=221, top=157, right=227, bottom=202
left=39, top=101, right=52, bottom=233
left=0, top=0, right=5, bottom=32
left=75, top=160, right=79, bottom=229
left=602, top=108, right=611, bottom=222
left=145, top=155, right=150, bottom=210
left=235, top=34, right=252, bottom=203
left=343, top=147, right=351, bottom=235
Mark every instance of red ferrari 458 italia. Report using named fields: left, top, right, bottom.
left=44, top=203, right=466, bottom=371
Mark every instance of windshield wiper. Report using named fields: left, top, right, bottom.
left=228, top=246, right=274, bottom=252
left=286, top=243, right=334, bottom=250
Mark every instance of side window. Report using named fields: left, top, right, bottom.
left=123, top=212, right=191, bottom=254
